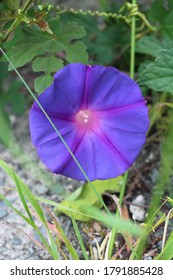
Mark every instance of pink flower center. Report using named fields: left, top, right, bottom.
left=76, top=109, right=97, bottom=131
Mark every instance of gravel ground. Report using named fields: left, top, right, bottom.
left=0, top=112, right=86, bottom=260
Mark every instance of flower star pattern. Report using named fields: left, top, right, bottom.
left=29, top=63, right=149, bottom=181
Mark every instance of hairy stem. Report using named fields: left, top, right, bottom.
left=130, top=0, right=136, bottom=79
left=108, top=0, right=136, bottom=259
left=2, top=0, right=33, bottom=43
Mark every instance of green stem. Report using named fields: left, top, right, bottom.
left=130, top=0, right=136, bottom=79
left=2, top=0, right=33, bottom=43
left=107, top=172, right=128, bottom=259
left=108, top=0, right=136, bottom=259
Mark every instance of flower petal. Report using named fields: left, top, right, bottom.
left=29, top=107, right=76, bottom=146
left=59, top=132, right=130, bottom=181
left=33, top=63, right=88, bottom=115
left=87, top=65, right=144, bottom=110
left=36, top=131, right=78, bottom=174
left=99, top=103, right=149, bottom=134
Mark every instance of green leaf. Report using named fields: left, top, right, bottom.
left=0, top=62, right=8, bottom=84
left=34, top=75, right=53, bottom=94
left=84, top=206, right=143, bottom=236
left=155, top=230, right=173, bottom=260
left=0, top=159, right=47, bottom=226
left=60, top=13, right=129, bottom=65
left=58, top=177, right=123, bottom=221
left=70, top=212, right=88, bottom=260
left=47, top=210, right=79, bottom=260
left=136, top=35, right=173, bottom=57
left=0, top=108, right=11, bottom=145
left=0, top=61, right=24, bottom=115
left=8, top=40, right=40, bottom=70
left=37, top=195, right=143, bottom=237
left=138, top=48, right=173, bottom=93
left=6, top=80, right=24, bottom=115
left=148, top=0, right=167, bottom=23
left=147, top=0, right=173, bottom=35
left=0, top=160, right=59, bottom=259
left=32, top=56, right=63, bottom=75
left=6, top=19, right=88, bottom=93
left=49, top=19, right=88, bottom=63
left=6, top=0, right=21, bottom=10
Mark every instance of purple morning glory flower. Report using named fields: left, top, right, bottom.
left=29, top=63, right=149, bottom=181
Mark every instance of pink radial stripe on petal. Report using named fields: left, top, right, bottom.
left=60, top=131, right=129, bottom=181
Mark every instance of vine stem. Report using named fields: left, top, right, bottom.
left=2, top=0, right=33, bottom=43
left=130, top=0, right=136, bottom=80
left=108, top=0, right=136, bottom=259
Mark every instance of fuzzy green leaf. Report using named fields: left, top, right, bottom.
left=6, top=0, right=21, bottom=10
left=34, top=75, right=53, bottom=94
left=138, top=48, right=173, bottom=93
left=60, top=13, right=129, bottom=65
left=136, top=36, right=173, bottom=57
left=8, top=41, right=39, bottom=70
left=5, top=18, right=88, bottom=93
left=58, top=177, right=123, bottom=221
left=32, top=56, right=63, bottom=75
left=147, top=0, right=173, bottom=34
left=0, top=108, right=11, bottom=145
left=6, top=80, right=24, bottom=115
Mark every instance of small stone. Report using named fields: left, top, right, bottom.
left=12, top=237, right=22, bottom=246
left=129, top=195, right=146, bottom=222
left=0, top=247, right=9, bottom=255
left=27, top=246, right=36, bottom=255
left=0, top=208, right=7, bottom=219
left=146, top=152, right=154, bottom=163
left=156, top=240, right=162, bottom=250
left=151, top=169, right=159, bottom=184
left=144, top=256, right=153, bottom=260
left=35, top=184, right=48, bottom=195
left=90, top=237, right=103, bottom=247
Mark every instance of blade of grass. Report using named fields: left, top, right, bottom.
left=36, top=195, right=143, bottom=236
left=108, top=172, right=128, bottom=258
left=0, top=193, right=53, bottom=256
left=130, top=112, right=173, bottom=259
left=0, top=159, right=59, bottom=259
left=0, top=221, right=46, bottom=250
left=13, top=172, right=34, bottom=223
left=0, top=159, right=49, bottom=226
left=155, top=230, right=173, bottom=260
left=84, top=205, right=143, bottom=237
left=7, top=136, right=65, bottom=195
left=46, top=208, right=79, bottom=260
left=69, top=203, right=89, bottom=260
left=161, top=208, right=173, bottom=252
left=0, top=193, right=34, bottom=226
